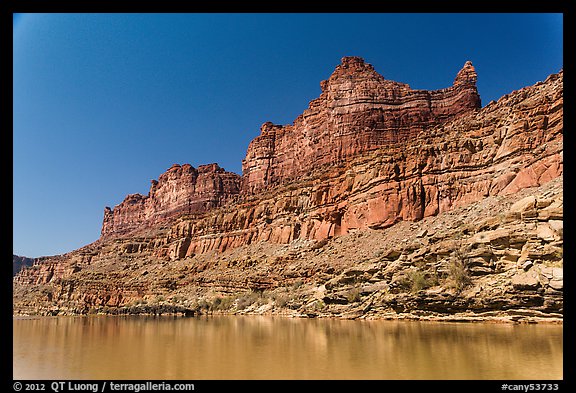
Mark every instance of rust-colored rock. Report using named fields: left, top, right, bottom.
left=242, top=56, right=481, bottom=194
left=101, top=163, right=241, bottom=238
left=154, top=67, right=562, bottom=257
left=13, top=58, right=563, bottom=321
left=74, top=59, right=566, bottom=261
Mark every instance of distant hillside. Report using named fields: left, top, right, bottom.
left=13, top=255, right=35, bottom=277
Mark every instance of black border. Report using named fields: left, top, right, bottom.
left=4, top=0, right=570, bottom=13
left=5, top=1, right=571, bottom=391
left=5, top=380, right=572, bottom=391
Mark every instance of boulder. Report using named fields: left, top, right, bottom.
left=511, top=270, right=540, bottom=290
left=509, top=196, right=537, bottom=214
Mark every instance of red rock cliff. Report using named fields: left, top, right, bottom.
left=13, top=59, right=563, bottom=320
left=101, top=163, right=241, bottom=237
left=242, top=57, right=481, bottom=194
left=157, top=69, right=562, bottom=258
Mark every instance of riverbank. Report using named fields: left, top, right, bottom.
left=13, top=304, right=563, bottom=325
left=14, top=178, right=563, bottom=325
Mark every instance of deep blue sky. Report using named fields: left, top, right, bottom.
left=13, top=13, right=563, bottom=258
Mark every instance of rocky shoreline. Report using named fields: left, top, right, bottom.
left=13, top=308, right=563, bottom=325
left=14, top=177, right=563, bottom=325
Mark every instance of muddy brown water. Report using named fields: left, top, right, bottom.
left=13, top=315, right=562, bottom=380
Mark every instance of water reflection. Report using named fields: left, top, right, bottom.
left=13, top=316, right=562, bottom=380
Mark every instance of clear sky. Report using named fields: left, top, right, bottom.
left=13, top=13, right=563, bottom=258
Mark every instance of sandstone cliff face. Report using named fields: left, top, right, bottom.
left=13, top=177, right=563, bottom=322
left=150, top=69, right=561, bottom=258
left=13, top=58, right=563, bottom=322
left=101, top=163, right=241, bottom=237
left=242, top=57, right=481, bottom=194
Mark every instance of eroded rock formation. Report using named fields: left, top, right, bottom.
left=149, top=68, right=561, bottom=258
left=101, top=163, right=241, bottom=237
left=242, top=57, right=481, bottom=194
left=13, top=57, right=563, bottom=322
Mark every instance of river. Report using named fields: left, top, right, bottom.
left=13, top=315, right=562, bottom=380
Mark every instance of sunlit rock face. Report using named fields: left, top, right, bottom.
left=101, top=163, right=241, bottom=238
left=242, top=56, right=481, bottom=194
left=13, top=58, right=562, bottom=321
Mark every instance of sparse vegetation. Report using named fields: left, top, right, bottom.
left=313, top=300, right=326, bottom=311
left=210, top=296, right=234, bottom=311
left=345, top=286, right=362, bottom=303
left=445, top=251, right=471, bottom=292
left=272, top=293, right=288, bottom=308
left=197, top=299, right=210, bottom=310
left=406, top=269, right=437, bottom=293
left=12, top=173, right=564, bottom=322
left=39, top=285, right=54, bottom=299
left=170, top=295, right=185, bottom=304
left=408, top=269, right=429, bottom=293
left=311, top=238, right=329, bottom=250
left=291, top=279, right=304, bottom=290
left=236, top=291, right=262, bottom=310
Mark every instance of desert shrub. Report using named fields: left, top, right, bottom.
left=345, top=286, right=362, bottom=303
left=446, top=257, right=471, bottom=291
left=409, top=270, right=428, bottom=293
left=291, top=279, right=304, bottom=290
left=197, top=299, right=210, bottom=310
left=40, top=285, right=54, bottom=300
left=311, top=238, right=329, bottom=250
left=273, top=293, right=288, bottom=308
left=160, top=278, right=177, bottom=290
left=87, top=307, right=98, bottom=315
left=210, top=296, right=234, bottom=311
left=236, top=291, right=261, bottom=310
left=401, top=269, right=438, bottom=294
left=170, top=295, right=185, bottom=304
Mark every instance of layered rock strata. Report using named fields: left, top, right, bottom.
left=13, top=58, right=563, bottom=321
left=150, top=69, right=561, bottom=259
left=13, top=177, right=563, bottom=322
left=101, top=163, right=241, bottom=237
left=242, top=57, right=481, bottom=194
